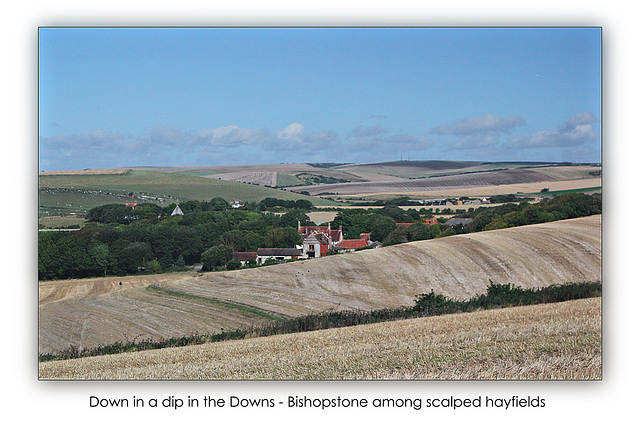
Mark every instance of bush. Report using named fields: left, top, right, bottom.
left=201, top=245, right=233, bottom=271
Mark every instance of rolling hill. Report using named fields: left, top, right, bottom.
left=38, top=169, right=340, bottom=218
left=39, top=215, right=601, bottom=355
left=39, top=297, right=601, bottom=380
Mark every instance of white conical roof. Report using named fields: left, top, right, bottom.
left=171, top=205, right=184, bottom=216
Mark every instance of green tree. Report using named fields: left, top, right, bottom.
left=266, top=227, right=302, bottom=248
left=368, top=215, right=397, bottom=242
left=201, top=245, right=233, bottom=271
left=408, top=223, right=430, bottom=241
left=119, top=242, right=154, bottom=274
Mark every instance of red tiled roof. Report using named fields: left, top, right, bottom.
left=232, top=252, right=257, bottom=261
left=328, top=229, right=343, bottom=241
left=336, top=239, right=369, bottom=249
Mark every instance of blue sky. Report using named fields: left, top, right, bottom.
left=39, top=27, right=601, bottom=170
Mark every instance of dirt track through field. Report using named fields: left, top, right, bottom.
left=39, top=215, right=601, bottom=354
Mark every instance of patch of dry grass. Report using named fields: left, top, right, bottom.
left=39, top=297, right=601, bottom=380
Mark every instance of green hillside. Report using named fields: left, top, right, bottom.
left=39, top=170, right=339, bottom=207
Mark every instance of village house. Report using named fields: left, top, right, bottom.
left=335, top=238, right=369, bottom=253
left=232, top=251, right=258, bottom=266
left=297, top=221, right=343, bottom=257
left=302, top=233, right=331, bottom=258
left=256, top=248, right=303, bottom=265
left=423, top=217, right=439, bottom=226
left=231, top=199, right=245, bottom=209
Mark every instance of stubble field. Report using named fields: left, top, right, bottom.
left=39, top=297, right=601, bottom=380
left=39, top=216, right=601, bottom=355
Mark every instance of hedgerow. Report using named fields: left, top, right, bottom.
left=39, top=280, right=601, bottom=362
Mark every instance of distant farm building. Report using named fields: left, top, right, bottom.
left=231, top=199, right=245, bottom=209
left=256, top=248, right=303, bottom=265
left=335, top=238, right=369, bottom=252
left=171, top=205, right=184, bottom=216
left=298, top=222, right=344, bottom=257
left=125, top=202, right=137, bottom=208
left=232, top=251, right=258, bottom=266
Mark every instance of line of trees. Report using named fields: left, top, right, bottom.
left=38, top=197, right=314, bottom=280
left=38, top=192, right=601, bottom=281
left=331, top=192, right=601, bottom=247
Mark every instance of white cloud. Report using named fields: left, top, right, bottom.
left=505, top=112, right=599, bottom=149
left=276, top=122, right=305, bottom=141
left=449, top=134, right=501, bottom=150
left=347, top=124, right=390, bottom=139
left=431, top=114, right=527, bottom=136
left=196, top=125, right=272, bottom=147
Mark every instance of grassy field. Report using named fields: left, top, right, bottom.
left=38, top=169, right=339, bottom=207
left=39, top=297, right=601, bottom=380
left=39, top=215, right=601, bottom=354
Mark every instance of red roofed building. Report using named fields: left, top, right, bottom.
left=423, top=218, right=439, bottom=226
left=298, top=221, right=343, bottom=257
left=335, top=238, right=370, bottom=252
left=396, top=222, right=415, bottom=228
left=232, top=251, right=257, bottom=266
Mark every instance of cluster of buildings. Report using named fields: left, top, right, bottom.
left=233, top=221, right=382, bottom=266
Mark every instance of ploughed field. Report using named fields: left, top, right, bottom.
left=38, top=215, right=601, bottom=355
left=39, top=297, right=601, bottom=380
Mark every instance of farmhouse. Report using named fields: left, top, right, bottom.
left=231, top=199, right=245, bottom=209
left=232, top=251, right=258, bottom=266
left=256, top=248, right=303, bottom=265
left=302, top=234, right=331, bottom=258
left=298, top=221, right=343, bottom=255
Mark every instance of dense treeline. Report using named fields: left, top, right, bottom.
left=39, top=197, right=314, bottom=280
left=460, top=192, right=601, bottom=233
left=39, top=280, right=601, bottom=361
left=38, top=192, right=600, bottom=281
left=332, top=192, right=601, bottom=247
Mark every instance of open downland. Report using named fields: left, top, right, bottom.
left=39, top=215, right=601, bottom=355
left=39, top=169, right=337, bottom=206
left=39, top=297, right=601, bottom=380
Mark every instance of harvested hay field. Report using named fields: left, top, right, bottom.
left=288, top=169, right=555, bottom=196
left=39, top=216, right=601, bottom=355
left=39, top=297, right=601, bottom=380
left=346, top=177, right=602, bottom=199
left=204, top=171, right=278, bottom=187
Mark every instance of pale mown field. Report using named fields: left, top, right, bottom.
left=38, top=216, right=601, bottom=354
left=39, top=297, right=601, bottom=380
